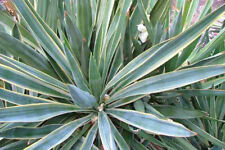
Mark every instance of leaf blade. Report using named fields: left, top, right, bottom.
left=106, top=4, right=225, bottom=92
left=0, top=103, right=89, bottom=122
left=98, top=112, right=117, bottom=150
left=68, top=85, right=98, bottom=108
left=0, top=124, right=61, bottom=139
left=107, top=108, right=196, bottom=137
left=80, top=122, right=98, bottom=150
left=111, top=65, right=225, bottom=101
left=25, top=114, right=93, bottom=150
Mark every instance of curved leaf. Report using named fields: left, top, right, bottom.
left=106, top=5, right=225, bottom=92
left=166, top=89, right=225, bottom=97
left=89, top=54, right=103, bottom=99
left=25, top=114, right=93, bottom=150
left=98, top=112, right=117, bottom=150
left=76, top=0, right=92, bottom=42
left=107, top=109, right=196, bottom=137
left=153, top=105, right=207, bottom=119
left=149, top=0, right=171, bottom=26
left=64, top=44, right=89, bottom=92
left=183, top=120, right=225, bottom=148
left=13, top=0, right=71, bottom=77
left=0, top=140, right=28, bottom=150
left=59, top=124, right=91, bottom=150
left=190, top=27, right=225, bottom=63
left=0, top=124, right=61, bottom=139
left=0, top=32, right=55, bottom=77
left=0, top=88, right=52, bottom=105
left=0, top=54, right=68, bottom=92
left=0, top=11, right=40, bottom=49
left=24, top=0, right=65, bottom=53
left=0, top=64, right=70, bottom=99
left=109, top=119, right=130, bottom=150
left=65, top=15, right=82, bottom=61
left=0, top=103, right=89, bottom=122
left=80, top=122, right=98, bottom=150
left=110, top=65, right=225, bottom=101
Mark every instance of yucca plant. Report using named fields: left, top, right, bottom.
left=0, top=0, right=224, bottom=149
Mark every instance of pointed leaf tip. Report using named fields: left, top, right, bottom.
left=107, top=109, right=196, bottom=137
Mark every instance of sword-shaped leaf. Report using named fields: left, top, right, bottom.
left=106, top=5, right=225, bottom=92
left=111, top=65, right=225, bottom=101
left=0, top=103, right=89, bottom=122
left=25, top=114, right=93, bottom=150
left=98, top=112, right=117, bottom=150
left=107, top=109, right=196, bottom=137
left=0, top=124, right=61, bottom=139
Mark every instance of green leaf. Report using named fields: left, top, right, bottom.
left=202, top=76, right=225, bottom=89
left=25, top=114, right=93, bottom=150
left=93, top=0, right=115, bottom=63
left=183, top=120, right=225, bottom=148
left=101, top=0, right=132, bottom=85
left=169, top=89, right=225, bottom=97
left=169, top=8, right=183, bottom=38
left=106, top=5, right=225, bottom=92
left=109, top=119, right=130, bottom=150
left=89, top=54, right=103, bottom=99
left=14, top=0, right=71, bottom=77
left=176, top=37, right=200, bottom=68
left=174, top=138, right=198, bottom=150
left=198, top=0, right=213, bottom=20
left=80, top=122, right=98, bottom=150
left=181, top=53, right=225, bottom=70
left=137, top=131, right=170, bottom=148
left=0, top=32, right=55, bottom=77
left=0, top=140, right=28, bottom=150
left=98, top=112, right=117, bottom=150
left=0, top=54, right=67, bottom=92
left=64, top=42, right=89, bottom=92
left=68, top=85, right=98, bottom=108
left=107, top=95, right=145, bottom=108
left=45, top=0, right=58, bottom=32
left=190, top=27, right=225, bottom=63
left=12, top=24, right=22, bottom=40
left=0, top=122, right=39, bottom=133
left=111, top=65, right=225, bottom=101
left=107, top=41, right=167, bottom=95
left=36, top=0, right=49, bottom=20
left=144, top=103, right=166, bottom=119
left=0, top=88, right=52, bottom=105
left=0, top=64, right=70, bottom=99
left=0, top=103, right=89, bottom=122
left=132, top=140, right=148, bottom=150
left=107, top=109, right=196, bottom=137
left=76, top=0, right=92, bottom=42
left=60, top=124, right=91, bottom=150
left=65, top=15, right=82, bottom=61
left=154, top=105, right=207, bottom=119
left=70, top=138, right=99, bottom=150
left=107, top=44, right=123, bottom=83
left=183, top=0, right=199, bottom=29
left=24, top=0, right=65, bottom=56
left=0, top=11, right=40, bottom=49
left=150, top=0, right=171, bottom=27
left=0, top=124, right=61, bottom=139
left=134, top=100, right=145, bottom=112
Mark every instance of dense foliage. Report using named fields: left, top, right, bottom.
left=0, top=0, right=224, bottom=149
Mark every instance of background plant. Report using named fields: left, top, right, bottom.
left=0, top=0, right=224, bottom=149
